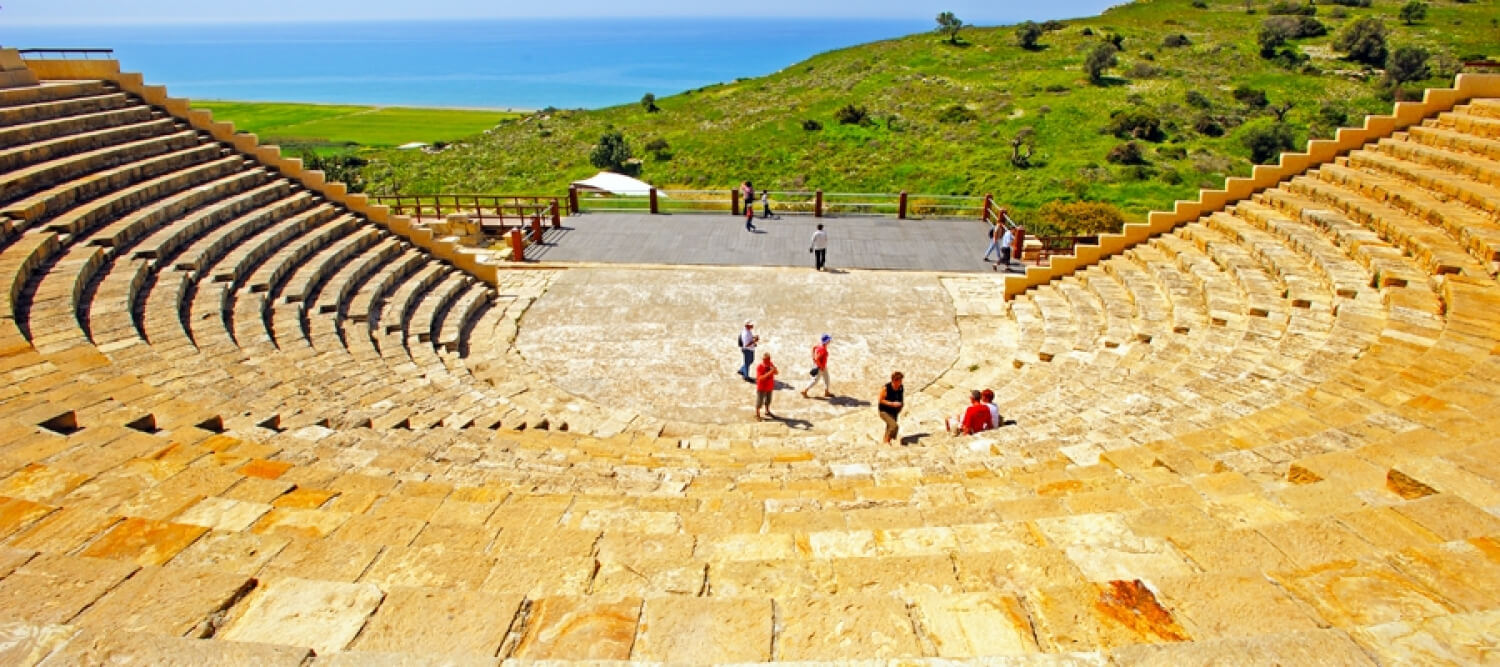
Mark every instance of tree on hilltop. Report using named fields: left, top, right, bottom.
left=1016, top=21, right=1044, bottom=50
left=935, top=12, right=965, bottom=45
left=1085, top=43, right=1119, bottom=84
left=590, top=131, right=636, bottom=174
left=641, top=93, right=659, bottom=113
left=1399, top=1, right=1427, bottom=25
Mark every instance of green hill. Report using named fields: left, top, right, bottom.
left=309, top=0, right=1494, bottom=224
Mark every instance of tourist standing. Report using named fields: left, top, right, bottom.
left=809, top=224, right=828, bottom=271
left=983, top=211, right=1005, bottom=263
left=800, top=334, right=833, bottom=398
left=755, top=352, right=778, bottom=420
left=762, top=191, right=773, bottom=219
left=745, top=199, right=757, bottom=232
left=998, top=226, right=1014, bottom=270
left=878, top=371, right=904, bottom=445
left=738, top=321, right=758, bottom=381
left=1011, top=225, right=1026, bottom=267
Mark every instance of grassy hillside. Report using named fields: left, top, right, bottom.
left=191, top=101, right=518, bottom=149
left=208, top=0, right=1496, bottom=223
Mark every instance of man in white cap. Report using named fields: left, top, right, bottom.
left=800, top=333, right=833, bottom=398
left=738, top=321, right=759, bottom=381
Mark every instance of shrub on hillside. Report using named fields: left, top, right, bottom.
left=1039, top=200, right=1127, bottom=235
left=1399, top=1, right=1427, bottom=25
left=1105, top=108, right=1166, bottom=141
left=937, top=104, right=978, bottom=123
left=834, top=104, right=871, bottom=125
left=1268, top=1, right=1316, bottom=15
left=1158, top=145, right=1188, bottom=160
left=1334, top=17, right=1389, bottom=66
left=1042, top=20, right=1067, bottom=31
left=1163, top=34, right=1192, bottom=48
left=1385, top=45, right=1431, bottom=86
left=302, top=151, right=368, bottom=193
left=1194, top=114, right=1227, bottom=136
left=1326, top=0, right=1370, bottom=5
left=644, top=137, right=671, bottom=160
left=1185, top=90, right=1213, bottom=109
left=640, top=93, right=659, bottom=113
left=1191, top=0, right=1208, bottom=7
left=802, top=119, right=823, bottom=131
left=1107, top=141, right=1148, bottom=164
left=1328, top=7, right=1349, bottom=19
left=589, top=131, right=636, bottom=174
left=1129, top=62, right=1164, bottom=78
left=1017, top=21, right=1045, bottom=49
left=1085, top=43, right=1119, bottom=83
left=1241, top=119, right=1297, bottom=164
left=1233, top=85, right=1270, bottom=108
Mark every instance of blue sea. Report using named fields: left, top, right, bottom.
left=3, top=19, right=937, bottom=110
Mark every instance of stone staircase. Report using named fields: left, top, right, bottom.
left=0, top=63, right=1497, bottom=663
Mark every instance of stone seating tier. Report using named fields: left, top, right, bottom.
left=0, top=73, right=1497, bottom=662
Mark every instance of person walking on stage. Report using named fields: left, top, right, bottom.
left=998, top=225, right=1014, bottom=271
left=983, top=213, right=1005, bottom=263
left=745, top=199, right=757, bottom=232
left=809, top=224, right=828, bottom=271
left=800, top=334, right=833, bottom=398
left=737, top=321, right=759, bottom=381
left=877, top=371, right=905, bottom=445
left=755, top=352, right=778, bottom=421
left=762, top=191, right=773, bottom=219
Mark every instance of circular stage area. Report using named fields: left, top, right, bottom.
left=515, top=267, right=962, bottom=426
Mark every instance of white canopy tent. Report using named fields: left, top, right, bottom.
left=570, top=171, right=667, bottom=197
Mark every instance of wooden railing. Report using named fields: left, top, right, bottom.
left=371, top=194, right=560, bottom=230
left=570, top=186, right=994, bottom=221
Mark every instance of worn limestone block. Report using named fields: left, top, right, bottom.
left=632, top=596, right=772, bottom=663
left=912, top=592, right=1040, bottom=657
left=694, top=532, right=796, bottom=563
left=707, top=558, right=837, bottom=598
left=317, top=651, right=498, bottom=666
left=250, top=507, right=351, bottom=539
left=0, top=547, right=33, bottom=579
left=1028, top=580, right=1192, bottom=652
left=0, top=621, right=77, bottom=665
left=258, top=538, right=382, bottom=583
left=954, top=544, right=1087, bottom=594
left=173, top=496, right=272, bottom=531
left=165, top=529, right=290, bottom=575
left=1352, top=608, right=1500, bottom=665
left=1332, top=506, right=1443, bottom=552
left=348, top=586, right=522, bottom=656
left=775, top=594, right=920, bottom=660
left=0, top=464, right=89, bottom=504
left=830, top=555, right=960, bottom=594
left=592, top=532, right=703, bottom=596
left=1154, top=573, right=1325, bottom=640
left=78, top=516, right=207, bottom=566
left=1393, top=494, right=1500, bottom=540
left=1385, top=538, right=1500, bottom=613
left=362, top=544, right=495, bottom=590
left=510, top=596, right=642, bottom=661
left=329, top=514, right=426, bottom=547
left=0, top=496, right=52, bottom=540
left=1109, top=628, right=1375, bottom=665
left=1166, top=528, right=1299, bottom=574
left=480, top=554, right=594, bottom=597
left=1271, top=558, right=1458, bottom=628
left=270, top=487, right=338, bottom=509
left=5, top=507, right=119, bottom=553
left=0, top=553, right=137, bottom=624
left=219, top=577, right=383, bottom=655
left=73, top=565, right=253, bottom=636
left=409, top=523, right=496, bottom=552
left=1254, top=517, right=1380, bottom=570
left=39, top=627, right=310, bottom=665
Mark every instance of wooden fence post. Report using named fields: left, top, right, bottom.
left=509, top=229, right=525, bottom=261
left=898, top=191, right=908, bottom=220
left=550, top=199, right=561, bottom=227
left=982, top=193, right=994, bottom=223
left=814, top=190, right=823, bottom=218
left=568, top=186, right=580, bottom=214
left=530, top=215, right=543, bottom=243
left=731, top=188, right=740, bottom=216
left=649, top=188, right=659, bottom=214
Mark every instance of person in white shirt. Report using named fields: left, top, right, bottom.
left=809, top=224, right=829, bottom=271
left=998, top=226, right=1015, bottom=270
left=738, top=321, right=759, bottom=381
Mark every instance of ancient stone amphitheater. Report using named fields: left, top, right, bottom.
left=0, top=50, right=1497, bottom=663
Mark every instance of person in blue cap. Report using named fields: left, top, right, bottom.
left=800, top=333, right=833, bottom=398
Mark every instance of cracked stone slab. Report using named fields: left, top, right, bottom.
left=219, top=577, right=384, bottom=655
left=348, top=586, right=522, bottom=656
left=73, top=565, right=254, bottom=637
left=0, top=553, right=137, bottom=625
left=633, top=596, right=773, bottom=663
left=38, top=627, right=310, bottom=665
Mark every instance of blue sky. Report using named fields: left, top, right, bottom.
left=3, top=0, right=1124, bottom=25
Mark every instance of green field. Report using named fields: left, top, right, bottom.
left=191, top=101, right=520, bottom=148
left=195, top=0, right=1497, bottom=229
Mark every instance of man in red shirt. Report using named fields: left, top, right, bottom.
left=755, top=352, right=778, bottom=421
left=800, top=333, right=832, bottom=399
left=946, top=390, right=993, bottom=435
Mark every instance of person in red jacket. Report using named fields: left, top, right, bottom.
left=946, top=390, right=993, bottom=435
left=800, top=333, right=833, bottom=398
left=754, top=352, right=778, bottom=421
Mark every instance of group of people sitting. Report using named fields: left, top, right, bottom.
left=946, top=388, right=1002, bottom=435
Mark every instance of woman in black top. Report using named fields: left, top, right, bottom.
left=878, top=371, right=904, bottom=445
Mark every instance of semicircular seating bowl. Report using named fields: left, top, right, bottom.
left=0, top=69, right=1498, bottom=664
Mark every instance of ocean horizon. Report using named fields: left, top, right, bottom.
left=3, top=18, right=939, bottom=110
